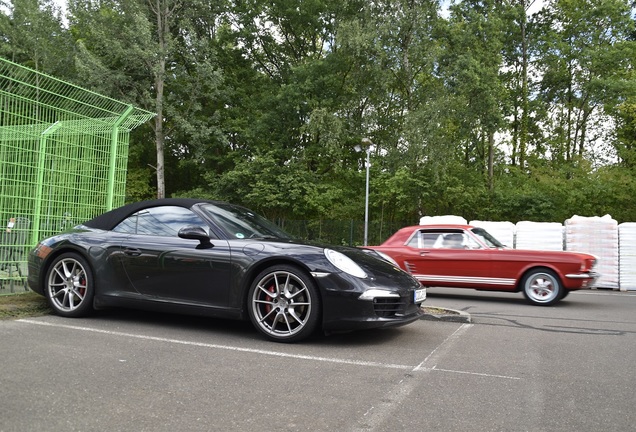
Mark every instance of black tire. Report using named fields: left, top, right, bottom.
left=247, top=264, right=321, bottom=343
left=521, top=268, right=562, bottom=306
left=44, top=252, right=95, bottom=317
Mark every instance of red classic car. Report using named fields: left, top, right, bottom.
left=366, top=224, right=599, bottom=305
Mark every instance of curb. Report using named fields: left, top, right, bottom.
left=420, top=306, right=471, bottom=323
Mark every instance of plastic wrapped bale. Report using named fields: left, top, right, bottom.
left=469, top=220, right=515, bottom=249
left=565, top=215, right=619, bottom=289
left=516, top=221, right=564, bottom=251
left=419, top=215, right=468, bottom=225
left=618, top=223, right=636, bottom=291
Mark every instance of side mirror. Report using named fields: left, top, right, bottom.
left=178, top=226, right=213, bottom=249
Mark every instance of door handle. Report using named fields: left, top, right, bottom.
left=419, top=251, right=429, bottom=256
left=124, top=247, right=142, bottom=256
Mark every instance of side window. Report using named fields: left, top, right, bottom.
left=421, top=233, right=440, bottom=248
left=440, top=232, right=467, bottom=249
left=407, top=232, right=443, bottom=248
left=406, top=232, right=421, bottom=248
left=464, top=235, right=481, bottom=249
left=113, top=206, right=211, bottom=237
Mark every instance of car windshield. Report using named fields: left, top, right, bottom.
left=199, top=203, right=294, bottom=240
left=470, top=227, right=505, bottom=248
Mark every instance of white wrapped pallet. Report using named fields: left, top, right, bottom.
left=618, top=223, right=636, bottom=291
left=469, top=220, right=515, bottom=248
left=515, top=221, right=564, bottom=251
left=565, top=215, right=619, bottom=289
left=420, top=215, right=467, bottom=225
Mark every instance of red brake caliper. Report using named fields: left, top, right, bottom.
left=79, top=276, right=86, bottom=297
left=264, top=283, right=275, bottom=318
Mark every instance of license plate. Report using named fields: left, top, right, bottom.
left=414, top=288, right=426, bottom=303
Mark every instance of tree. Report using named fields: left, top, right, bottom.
left=499, top=0, right=538, bottom=169
left=533, top=0, right=635, bottom=165
left=69, top=0, right=224, bottom=198
left=614, top=100, right=636, bottom=167
left=439, top=0, right=508, bottom=190
left=5, top=0, right=636, bottom=228
left=0, top=0, right=72, bottom=77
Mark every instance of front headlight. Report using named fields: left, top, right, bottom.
left=324, top=249, right=367, bottom=278
left=581, top=257, right=597, bottom=272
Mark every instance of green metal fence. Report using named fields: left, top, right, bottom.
left=0, top=57, right=154, bottom=292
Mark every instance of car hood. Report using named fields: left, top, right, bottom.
left=254, top=238, right=419, bottom=286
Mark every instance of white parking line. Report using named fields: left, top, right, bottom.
left=577, top=290, right=636, bottom=296
left=18, top=318, right=522, bottom=382
left=414, top=323, right=473, bottom=371
left=430, top=366, right=521, bottom=380
left=413, top=323, right=521, bottom=379
left=350, top=323, right=521, bottom=432
left=18, top=318, right=416, bottom=370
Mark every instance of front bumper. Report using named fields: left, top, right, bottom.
left=316, top=272, right=425, bottom=331
left=26, top=251, right=45, bottom=295
left=565, top=271, right=600, bottom=288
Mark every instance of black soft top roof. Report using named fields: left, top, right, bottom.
left=83, top=198, right=218, bottom=231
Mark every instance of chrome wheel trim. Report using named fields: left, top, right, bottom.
left=251, top=271, right=312, bottom=338
left=47, top=258, right=88, bottom=312
left=525, top=272, right=559, bottom=304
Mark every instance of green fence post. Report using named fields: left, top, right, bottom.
left=107, top=105, right=134, bottom=211
left=32, top=121, right=62, bottom=245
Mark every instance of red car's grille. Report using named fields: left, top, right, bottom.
left=373, top=297, right=408, bottom=317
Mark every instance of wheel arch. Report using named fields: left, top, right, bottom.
left=39, top=246, right=97, bottom=294
left=239, top=257, right=322, bottom=316
left=515, top=265, right=564, bottom=293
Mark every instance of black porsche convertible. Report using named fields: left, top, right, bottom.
left=28, top=199, right=425, bottom=342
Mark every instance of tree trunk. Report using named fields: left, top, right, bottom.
left=152, top=0, right=169, bottom=199
left=519, top=0, right=529, bottom=169
left=155, top=70, right=165, bottom=199
left=488, top=129, right=494, bottom=192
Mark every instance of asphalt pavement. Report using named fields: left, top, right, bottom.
left=1, top=288, right=635, bottom=431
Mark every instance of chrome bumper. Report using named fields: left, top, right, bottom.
left=565, top=271, right=600, bottom=280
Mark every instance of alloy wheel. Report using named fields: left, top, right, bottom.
left=249, top=268, right=317, bottom=341
left=47, top=256, right=89, bottom=313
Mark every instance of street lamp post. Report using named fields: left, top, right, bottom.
left=355, top=138, right=373, bottom=246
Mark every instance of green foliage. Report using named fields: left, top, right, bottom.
left=532, top=0, right=636, bottom=162
left=3, top=0, right=636, bottom=233
left=203, top=151, right=362, bottom=221
left=125, top=167, right=156, bottom=203
left=615, top=100, right=636, bottom=167
left=0, top=0, right=73, bottom=77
